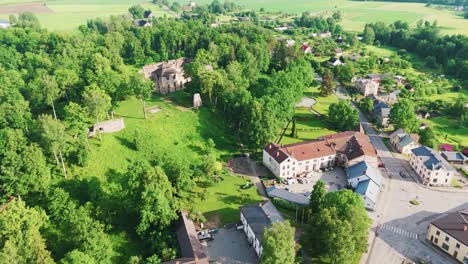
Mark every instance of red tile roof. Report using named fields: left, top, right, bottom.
left=264, top=132, right=377, bottom=164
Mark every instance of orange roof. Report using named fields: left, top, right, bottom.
left=264, top=132, right=377, bottom=163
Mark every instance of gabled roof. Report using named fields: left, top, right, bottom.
left=355, top=179, right=380, bottom=204
left=373, top=100, right=390, bottom=118
left=431, top=209, right=468, bottom=246
left=266, top=187, right=309, bottom=206
left=346, top=160, right=383, bottom=186
left=240, top=201, right=284, bottom=241
left=411, top=146, right=455, bottom=171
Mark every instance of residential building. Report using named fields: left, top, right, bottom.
left=346, top=161, right=383, bottom=210
left=389, top=128, right=419, bottom=154
left=266, top=187, right=309, bottom=206
left=163, top=211, right=209, bottom=264
left=301, top=43, right=312, bottom=54
left=426, top=209, right=468, bottom=264
left=319, top=31, right=332, bottom=38
left=373, top=99, right=391, bottom=127
left=286, top=39, right=296, bottom=47
left=441, top=151, right=468, bottom=165
left=410, top=146, right=456, bottom=186
left=355, top=77, right=379, bottom=96
left=328, top=57, right=343, bottom=66
left=240, top=201, right=284, bottom=256
left=0, top=19, right=10, bottom=28
left=263, top=132, right=378, bottom=178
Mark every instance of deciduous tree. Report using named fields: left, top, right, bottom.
left=389, top=99, right=418, bottom=132
left=260, top=221, right=296, bottom=264
left=328, top=100, right=359, bottom=131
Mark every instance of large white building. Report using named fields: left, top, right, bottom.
left=410, top=146, right=456, bottom=186
left=263, top=132, right=378, bottom=178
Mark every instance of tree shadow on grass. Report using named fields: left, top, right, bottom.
left=115, top=135, right=136, bottom=151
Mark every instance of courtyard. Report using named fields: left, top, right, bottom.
left=277, top=168, right=347, bottom=195
left=203, top=226, right=258, bottom=264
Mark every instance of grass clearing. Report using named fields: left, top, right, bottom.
left=305, top=85, right=340, bottom=116
left=72, top=93, right=262, bottom=256
left=423, top=116, right=468, bottom=148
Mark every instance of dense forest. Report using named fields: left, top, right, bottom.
left=363, top=20, right=468, bottom=81
left=0, top=12, right=312, bottom=263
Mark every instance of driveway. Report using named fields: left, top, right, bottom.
left=279, top=168, right=347, bottom=195
left=203, top=227, right=258, bottom=264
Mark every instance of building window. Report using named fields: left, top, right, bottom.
left=321, top=158, right=324, bottom=160
left=463, top=256, right=468, bottom=264
left=298, top=162, right=302, bottom=165
left=447, top=173, right=450, bottom=176
left=442, top=243, right=449, bottom=251
left=445, top=236, right=449, bottom=242
left=436, top=230, right=440, bottom=236
left=306, top=161, right=309, bottom=164
left=445, top=179, right=448, bottom=183
left=456, top=243, right=460, bottom=249
left=433, top=178, right=438, bottom=183
left=453, top=251, right=458, bottom=258
left=434, top=238, right=439, bottom=244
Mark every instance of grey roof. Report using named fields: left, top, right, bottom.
left=355, top=179, right=380, bottom=204
left=374, top=100, right=390, bottom=118
left=240, top=201, right=284, bottom=241
left=346, top=160, right=383, bottom=186
left=390, top=128, right=406, bottom=139
left=398, top=134, right=414, bottom=148
left=174, top=211, right=208, bottom=262
left=441, top=151, right=468, bottom=162
left=266, top=187, right=310, bottom=206
left=411, top=146, right=456, bottom=171
left=431, top=209, right=468, bottom=246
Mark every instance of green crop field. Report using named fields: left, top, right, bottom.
left=0, top=0, right=465, bottom=34
left=176, top=0, right=467, bottom=35
left=0, top=0, right=170, bottom=31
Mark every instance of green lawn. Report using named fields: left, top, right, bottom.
left=423, top=116, right=468, bottom=148
left=0, top=0, right=170, bottom=31
left=305, top=86, right=340, bottom=116
left=281, top=107, right=336, bottom=144
left=191, top=174, right=264, bottom=225
left=72, top=94, right=262, bottom=255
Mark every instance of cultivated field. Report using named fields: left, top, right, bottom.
left=177, top=0, right=467, bottom=35
left=0, top=0, right=169, bottom=31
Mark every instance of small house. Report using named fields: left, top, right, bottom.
left=301, top=44, right=312, bottom=54
left=410, top=146, right=456, bottom=186
left=440, top=144, right=455, bottom=152
left=346, top=161, right=383, bottom=210
left=240, top=201, right=284, bottom=256
left=355, top=77, right=379, bottom=96
left=441, top=151, right=468, bottom=165
left=389, top=128, right=419, bottom=154
left=328, top=57, right=343, bottom=66
left=373, top=99, right=391, bottom=127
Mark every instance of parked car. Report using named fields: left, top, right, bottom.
left=399, top=171, right=407, bottom=178
left=198, top=231, right=214, bottom=241
left=378, top=163, right=385, bottom=168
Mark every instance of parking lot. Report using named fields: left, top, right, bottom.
left=278, top=168, right=347, bottom=195
left=203, top=226, right=258, bottom=264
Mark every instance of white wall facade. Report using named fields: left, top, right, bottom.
left=410, top=154, right=454, bottom=186
left=240, top=212, right=263, bottom=256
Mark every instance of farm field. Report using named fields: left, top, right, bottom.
left=175, top=0, right=467, bottom=35
left=0, top=0, right=169, bottom=31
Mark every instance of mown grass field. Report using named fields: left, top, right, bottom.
left=72, top=94, right=262, bottom=255
left=281, top=85, right=338, bottom=145
left=177, top=0, right=467, bottom=35
left=0, top=0, right=169, bottom=31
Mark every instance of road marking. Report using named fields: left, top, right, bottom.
left=379, top=224, right=419, bottom=240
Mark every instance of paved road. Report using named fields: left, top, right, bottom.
left=336, top=86, right=466, bottom=264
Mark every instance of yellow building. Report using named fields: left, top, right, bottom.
left=426, top=209, right=468, bottom=263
